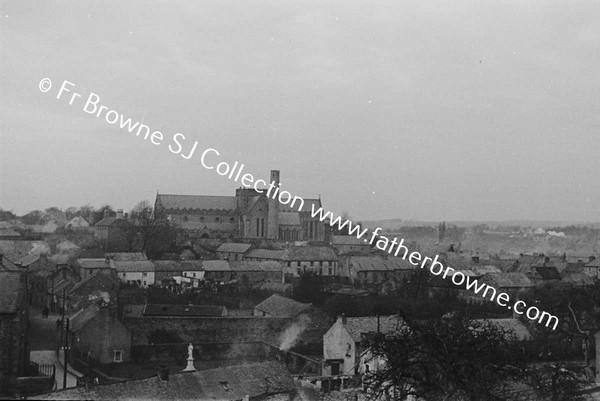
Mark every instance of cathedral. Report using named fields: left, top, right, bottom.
left=154, top=170, right=327, bottom=241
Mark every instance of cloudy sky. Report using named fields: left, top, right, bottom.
left=1, top=0, right=599, bottom=222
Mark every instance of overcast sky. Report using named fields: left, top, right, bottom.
left=1, top=0, right=599, bottom=222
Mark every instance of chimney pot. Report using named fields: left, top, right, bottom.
left=341, top=313, right=347, bottom=325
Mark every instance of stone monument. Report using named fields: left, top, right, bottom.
left=182, top=342, right=196, bottom=372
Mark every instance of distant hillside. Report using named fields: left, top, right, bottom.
left=361, top=219, right=600, bottom=230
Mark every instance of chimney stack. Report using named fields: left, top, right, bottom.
left=590, top=256, right=597, bottom=263
left=104, top=209, right=110, bottom=219
left=341, top=313, right=347, bottom=325
left=116, top=209, right=124, bottom=220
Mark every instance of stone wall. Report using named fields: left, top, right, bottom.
left=124, top=316, right=291, bottom=345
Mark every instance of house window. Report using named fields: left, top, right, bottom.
left=310, top=261, right=314, bottom=267
left=114, top=350, right=123, bottom=362
left=297, top=261, right=301, bottom=267
left=320, top=261, right=323, bottom=267
left=142, top=272, right=147, bottom=277
left=287, top=262, right=291, bottom=267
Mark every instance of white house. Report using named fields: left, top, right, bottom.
left=322, top=315, right=402, bottom=377
left=111, top=260, right=155, bottom=287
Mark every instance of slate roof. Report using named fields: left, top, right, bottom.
left=18, top=253, right=43, bottom=267
left=331, top=236, right=370, bottom=246
left=230, top=260, right=281, bottom=272
left=77, top=258, right=111, bottom=269
left=280, top=198, right=321, bottom=214
left=69, top=304, right=101, bottom=332
left=144, top=304, right=226, bottom=317
left=471, top=265, right=502, bottom=276
left=0, top=272, right=23, bottom=313
left=66, top=216, right=90, bottom=227
left=153, top=260, right=204, bottom=272
left=278, top=212, right=301, bottom=226
left=561, top=262, right=586, bottom=276
left=344, top=315, right=403, bottom=343
left=562, top=273, right=596, bottom=286
left=350, top=256, right=416, bottom=272
left=202, top=260, right=231, bottom=271
left=254, top=294, right=310, bottom=317
left=111, top=260, right=155, bottom=273
left=533, top=266, right=561, bottom=280
left=157, top=194, right=237, bottom=211
left=216, top=243, right=252, bottom=254
left=479, top=272, right=534, bottom=289
left=69, top=271, right=118, bottom=294
left=284, top=246, right=337, bottom=261
left=49, top=279, right=75, bottom=294
left=584, top=258, right=600, bottom=268
left=106, top=252, right=148, bottom=261
left=0, top=228, right=21, bottom=237
left=246, top=249, right=287, bottom=260
left=33, top=361, right=295, bottom=400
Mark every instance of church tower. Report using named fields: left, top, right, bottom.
left=267, top=170, right=280, bottom=239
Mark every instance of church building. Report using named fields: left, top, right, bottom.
left=154, top=170, right=327, bottom=241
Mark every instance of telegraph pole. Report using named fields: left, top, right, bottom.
left=62, top=317, right=69, bottom=389
left=61, top=289, right=69, bottom=389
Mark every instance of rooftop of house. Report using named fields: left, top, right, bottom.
left=78, top=258, right=111, bottom=269
left=284, top=246, right=337, bottom=261
left=111, top=260, right=155, bottom=273
left=0, top=271, right=24, bottom=313
left=229, top=260, right=281, bottom=272
left=32, top=360, right=295, bottom=400
left=349, top=256, right=417, bottom=272
left=143, top=304, right=226, bottom=317
left=0, top=228, right=21, bottom=237
left=342, top=315, right=403, bottom=343
left=584, top=258, right=600, bottom=268
left=153, top=260, right=204, bottom=272
left=254, top=294, right=310, bottom=317
left=57, top=240, right=80, bottom=251
left=532, top=265, right=562, bottom=280
left=216, top=242, right=252, bottom=254
left=18, top=252, right=44, bottom=267
left=70, top=271, right=118, bottom=294
left=106, top=252, right=148, bottom=261
left=157, top=193, right=238, bottom=211
left=246, top=248, right=287, bottom=260
left=479, top=272, right=534, bottom=288
left=561, top=273, right=596, bottom=286
left=69, top=304, right=101, bottom=332
left=202, top=260, right=231, bottom=271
